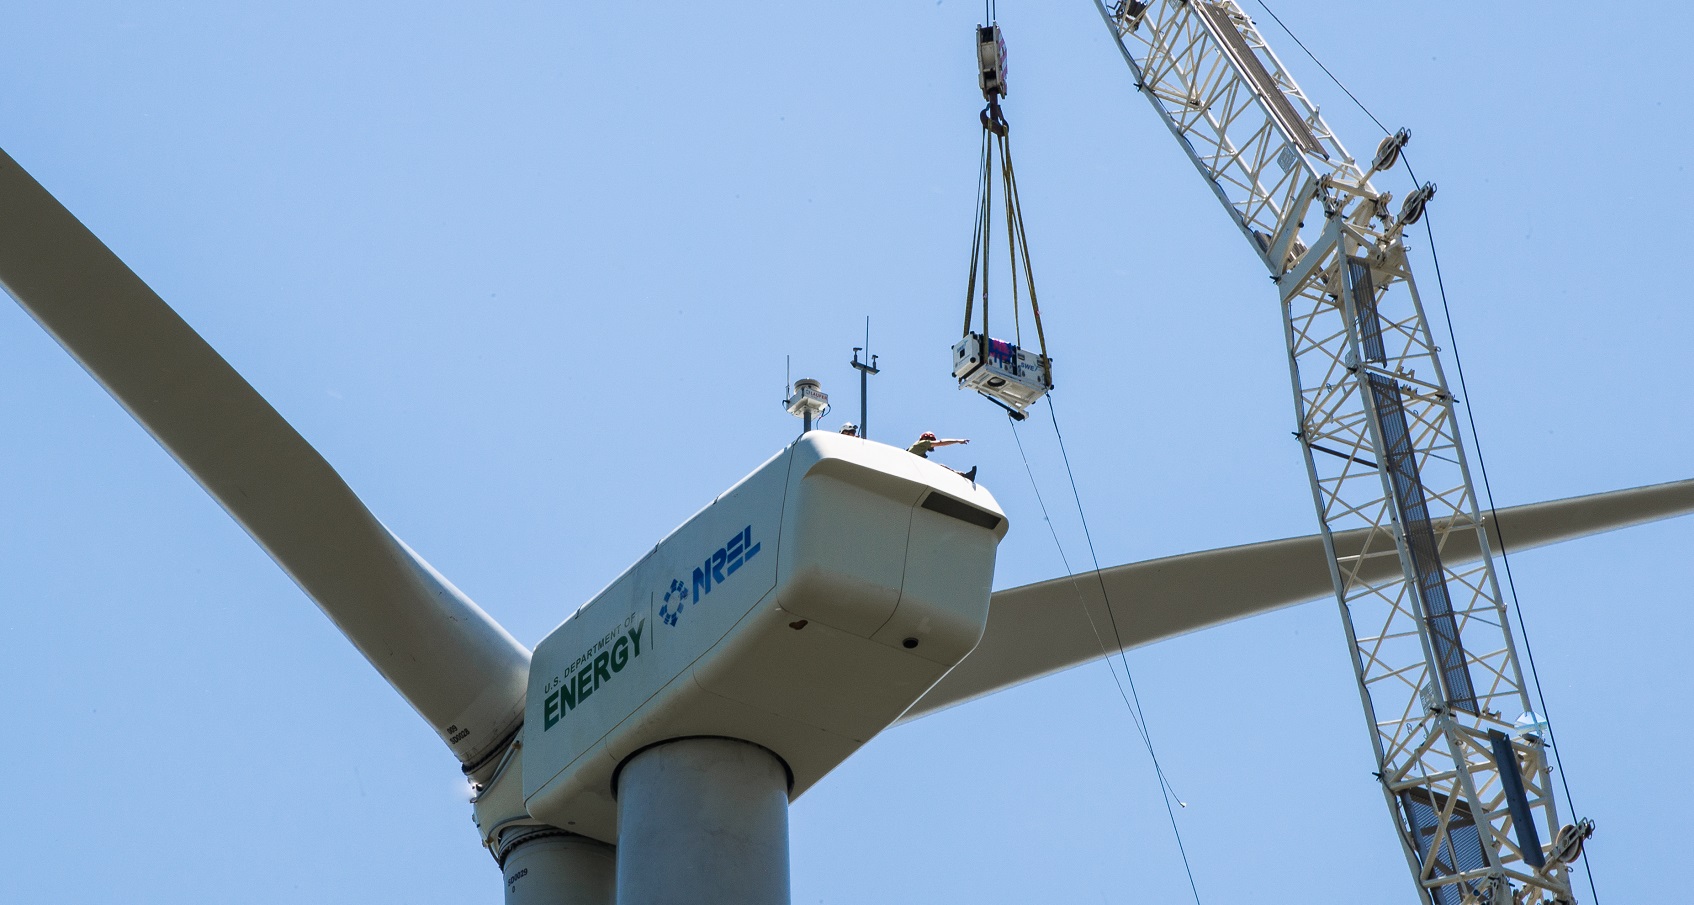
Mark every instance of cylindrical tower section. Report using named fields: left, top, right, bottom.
left=616, top=738, right=790, bottom=905
left=501, top=832, right=616, bottom=905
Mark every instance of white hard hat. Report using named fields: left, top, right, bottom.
left=839, top=422, right=858, bottom=433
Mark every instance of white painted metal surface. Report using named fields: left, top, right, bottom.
left=616, top=738, right=790, bottom=905
left=523, top=431, right=1007, bottom=842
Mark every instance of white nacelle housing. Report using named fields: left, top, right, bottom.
left=523, top=432, right=1009, bottom=842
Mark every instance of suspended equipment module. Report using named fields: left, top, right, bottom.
left=955, top=22, right=1053, bottom=420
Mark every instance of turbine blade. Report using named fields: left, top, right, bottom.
left=0, top=148, right=527, bottom=767
left=904, top=478, right=1694, bottom=721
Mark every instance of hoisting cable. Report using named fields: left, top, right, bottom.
left=1008, top=406, right=1204, bottom=905
left=1418, top=206, right=1602, bottom=905
left=954, top=21, right=1054, bottom=420
left=1250, top=4, right=1600, bottom=901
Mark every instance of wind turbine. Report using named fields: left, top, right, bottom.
left=6, top=144, right=1686, bottom=903
left=3, top=3, right=1694, bottom=901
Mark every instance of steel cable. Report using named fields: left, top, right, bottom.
left=1008, top=401, right=1204, bottom=905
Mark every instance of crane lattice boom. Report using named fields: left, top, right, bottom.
left=1090, top=2, right=1584, bottom=902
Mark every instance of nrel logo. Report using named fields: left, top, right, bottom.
left=661, top=525, right=761, bottom=627
left=542, top=616, right=647, bottom=731
left=696, top=524, right=760, bottom=599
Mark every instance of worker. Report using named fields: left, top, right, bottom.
left=838, top=422, right=859, bottom=437
left=908, top=431, right=977, bottom=483
left=908, top=430, right=968, bottom=456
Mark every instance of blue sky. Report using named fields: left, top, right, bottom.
left=2, top=2, right=1688, bottom=902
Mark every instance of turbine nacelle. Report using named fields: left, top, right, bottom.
left=523, top=433, right=1008, bottom=842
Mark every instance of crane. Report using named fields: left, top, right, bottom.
left=1088, top=2, right=1588, bottom=903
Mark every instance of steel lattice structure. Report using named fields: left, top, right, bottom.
left=1089, top=2, right=1583, bottom=902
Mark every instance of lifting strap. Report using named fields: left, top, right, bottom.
left=962, top=127, right=991, bottom=339
left=962, top=96, right=1052, bottom=389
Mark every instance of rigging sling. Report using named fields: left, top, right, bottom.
left=953, top=23, right=1053, bottom=421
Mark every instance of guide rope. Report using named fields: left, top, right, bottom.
left=1252, top=4, right=1598, bottom=900
left=1008, top=402, right=1203, bottom=905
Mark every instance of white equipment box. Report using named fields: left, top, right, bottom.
left=523, top=432, right=1009, bottom=842
left=952, top=332, right=1051, bottom=416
